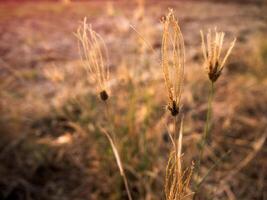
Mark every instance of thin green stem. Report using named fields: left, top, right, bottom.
left=201, top=81, right=215, bottom=161
left=194, top=81, right=215, bottom=195
left=203, top=81, right=214, bottom=144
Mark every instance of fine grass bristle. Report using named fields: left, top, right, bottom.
left=162, top=9, right=185, bottom=116
left=75, top=17, right=110, bottom=99
left=200, top=28, right=236, bottom=82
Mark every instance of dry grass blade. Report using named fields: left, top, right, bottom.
left=101, top=128, right=123, bottom=175
left=100, top=128, right=133, bottom=200
left=165, top=118, right=194, bottom=200
left=75, top=17, right=109, bottom=101
left=162, top=9, right=185, bottom=116
left=200, top=28, right=236, bottom=82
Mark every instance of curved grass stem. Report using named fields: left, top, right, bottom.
left=102, top=100, right=133, bottom=200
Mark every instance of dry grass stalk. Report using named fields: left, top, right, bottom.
left=75, top=18, right=109, bottom=101
left=200, top=28, right=236, bottom=82
left=76, top=17, right=132, bottom=200
left=100, top=128, right=133, bottom=200
left=194, top=29, right=236, bottom=194
left=165, top=118, right=194, bottom=200
left=162, top=9, right=185, bottom=116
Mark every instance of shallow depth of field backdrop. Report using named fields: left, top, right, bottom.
left=0, top=0, right=266, bottom=200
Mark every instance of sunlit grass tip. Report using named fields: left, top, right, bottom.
left=75, top=17, right=110, bottom=101
left=200, top=28, right=236, bottom=82
left=161, top=9, right=185, bottom=116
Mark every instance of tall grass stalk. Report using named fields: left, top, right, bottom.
left=195, top=81, right=214, bottom=186
left=76, top=18, right=132, bottom=200
left=197, top=28, right=236, bottom=170
left=165, top=116, right=194, bottom=200
left=193, top=28, right=236, bottom=196
left=203, top=82, right=214, bottom=144
left=101, top=96, right=132, bottom=200
left=200, top=82, right=214, bottom=157
left=101, top=128, right=133, bottom=200
left=162, top=10, right=194, bottom=200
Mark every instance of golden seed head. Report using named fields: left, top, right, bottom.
left=200, top=28, right=236, bottom=82
left=162, top=9, right=185, bottom=116
left=75, top=17, right=110, bottom=96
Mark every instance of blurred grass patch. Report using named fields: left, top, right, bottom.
left=0, top=2, right=103, bottom=21
left=260, top=37, right=267, bottom=65
left=228, top=34, right=267, bottom=80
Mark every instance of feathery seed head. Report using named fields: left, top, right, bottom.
left=75, top=18, right=110, bottom=101
left=200, top=28, right=236, bottom=82
left=162, top=9, right=185, bottom=116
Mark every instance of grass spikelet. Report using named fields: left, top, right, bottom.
left=165, top=118, right=194, bottom=200
left=200, top=28, right=236, bottom=82
left=162, top=9, right=185, bottom=116
left=75, top=17, right=109, bottom=101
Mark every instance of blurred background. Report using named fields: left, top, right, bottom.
left=0, top=0, right=266, bottom=199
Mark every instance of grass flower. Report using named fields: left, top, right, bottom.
left=200, top=28, right=236, bottom=82
left=75, top=18, right=110, bottom=101
left=162, top=9, right=185, bottom=116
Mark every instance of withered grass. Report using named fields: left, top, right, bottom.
left=195, top=28, right=236, bottom=192
left=200, top=28, right=236, bottom=83
left=165, top=118, right=194, bottom=200
left=76, top=18, right=132, bottom=200
left=162, top=9, right=194, bottom=200
left=74, top=9, right=237, bottom=200
left=75, top=17, right=110, bottom=101
left=162, top=9, right=185, bottom=117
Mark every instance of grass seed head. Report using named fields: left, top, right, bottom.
left=162, top=9, right=185, bottom=116
left=200, top=28, right=236, bottom=82
left=75, top=17, right=110, bottom=101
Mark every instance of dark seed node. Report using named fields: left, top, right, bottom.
left=100, top=90, right=109, bottom=101
left=168, top=101, right=179, bottom=116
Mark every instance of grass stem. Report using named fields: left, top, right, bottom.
left=102, top=100, right=133, bottom=200
left=203, top=81, right=215, bottom=144
left=194, top=81, right=215, bottom=193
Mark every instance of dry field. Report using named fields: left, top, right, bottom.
left=0, top=1, right=266, bottom=200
